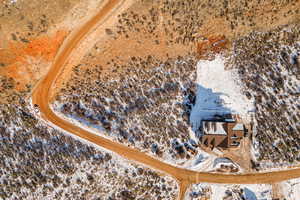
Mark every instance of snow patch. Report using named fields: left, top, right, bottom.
left=190, top=56, right=254, bottom=133
left=281, top=177, right=300, bottom=200
left=186, top=182, right=272, bottom=200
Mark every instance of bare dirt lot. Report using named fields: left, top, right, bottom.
left=0, top=0, right=104, bottom=101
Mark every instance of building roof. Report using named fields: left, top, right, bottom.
left=224, top=118, right=235, bottom=122
left=201, top=118, right=245, bottom=148
left=203, top=121, right=227, bottom=135
left=232, top=123, right=244, bottom=131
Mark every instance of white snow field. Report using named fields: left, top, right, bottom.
left=281, top=177, right=300, bottom=200
left=190, top=55, right=254, bottom=135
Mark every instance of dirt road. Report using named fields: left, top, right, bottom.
left=32, top=0, right=300, bottom=199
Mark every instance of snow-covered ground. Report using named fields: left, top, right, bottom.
left=52, top=101, right=224, bottom=172
left=51, top=101, right=109, bottom=139
left=52, top=100, right=245, bottom=173
left=52, top=55, right=252, bottom=172
left=281, top=177, right=300, bottom=200
left=0, top=101, right=179, bottom=200
left=190, top=56, right=254, bottom=135
left=186, top=182, right=272, bottom=200
left=230, top=26, right=300, bottom=168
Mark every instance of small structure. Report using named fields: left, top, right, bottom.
left=201, top=119, right=245, bottom=149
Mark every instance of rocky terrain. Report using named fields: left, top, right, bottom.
left=231, top=23, right=300, bottom=168
left=0, top=94, right=179, bottom=200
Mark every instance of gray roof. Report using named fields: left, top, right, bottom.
left=232, top=123, right=244, bottom=131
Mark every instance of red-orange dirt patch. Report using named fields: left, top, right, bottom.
left=197, top=35, right=228, bottom=58
left=8, top=30, right=68, bottom=64
left=0, top=30, right=68, bottom=91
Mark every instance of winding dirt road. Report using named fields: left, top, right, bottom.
left=32, top=0, right=300, bottom=199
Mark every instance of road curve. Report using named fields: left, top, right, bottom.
left=32, top=0, right=300, bottom=199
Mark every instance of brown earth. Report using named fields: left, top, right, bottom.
left=196, top=0, right=300, bottom=40
left=1, top=0, right=299, bottom=99
left=0, top=0, right=105, bottom=100
left=272, top=183, right=285, bottom=200
left=52, top=0, right=300, bottom=98
left=0, top=30, right=68, bottom=91
left=49, top=4, right=195, bottom=96
left=197, top=35, right=229, bottom=59
left=223, top=138, right=252, bottom=173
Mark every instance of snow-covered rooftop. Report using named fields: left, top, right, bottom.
left=203, top=121, right=227, bottom=135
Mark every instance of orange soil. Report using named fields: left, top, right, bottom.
left=198, top=1, right=300, bottom=42
left=272, top=183, right=285, bottom=199
left=0, top=30, right=68, bottom=91
left=12, top=30, right=68, bottom=63
left=197, top=35, right=228, bottom=58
